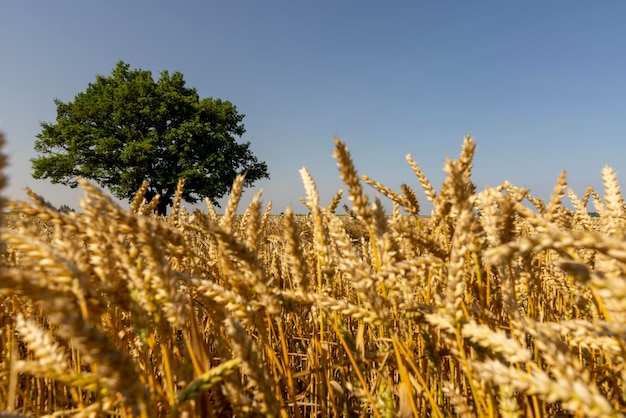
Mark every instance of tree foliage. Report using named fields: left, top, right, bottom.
left=32, top=61, right=269, bottom=214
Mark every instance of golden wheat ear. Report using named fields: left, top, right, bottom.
left=406, top=153, right=437, bottom=204
left=333, top=136, right=373, bottom=226
left=240, top=188, right=264, bottom=251
left=220, top=173, right=246, bottom=231
left=130, top=179, right=150, bottom=212
left=600, top=165, right=626, bottom=236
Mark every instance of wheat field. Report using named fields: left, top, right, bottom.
left=1, top=131, right=626, bottom=417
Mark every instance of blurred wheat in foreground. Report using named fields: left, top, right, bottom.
left=1, top=132, right=626, bottom=417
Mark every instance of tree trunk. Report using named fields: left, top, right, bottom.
left=156, top=198, right=169, bottom=216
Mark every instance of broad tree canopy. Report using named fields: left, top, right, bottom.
left=32, top=60, right=269, bottom=214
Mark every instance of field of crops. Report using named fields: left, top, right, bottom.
left=1, top=133, right=626, bottom=417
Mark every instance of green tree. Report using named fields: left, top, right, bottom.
left=32, top=61, right=269, bottom=215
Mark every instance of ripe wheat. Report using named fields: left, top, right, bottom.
left=1, top=131, right=625, bottom=417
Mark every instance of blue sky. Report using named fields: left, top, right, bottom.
left=1, top=1, right=625, bottom=214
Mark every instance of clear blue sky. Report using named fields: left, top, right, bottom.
left=2, top=1, right=625, bottom=214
